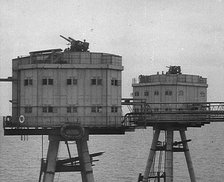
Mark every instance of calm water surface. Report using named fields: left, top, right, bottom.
left=0, top=120, right=224, bottom=182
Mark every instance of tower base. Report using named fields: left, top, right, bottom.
left=139, top=125, right=196, bottom=182
left=39, top=127, right=98, bottom=182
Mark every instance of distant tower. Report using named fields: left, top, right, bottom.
left=132, top=66, right=208, bottom=112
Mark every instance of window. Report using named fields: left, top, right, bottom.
left=111, top=106, right=118, bottom=113
left=42, top=106, right=48, bottom=113
left=97, top=78, right=102, bottom=85
left=48, top=106, right=53, bottom=113
left=24, top=79, right=29, bottom=86
left=42, top=78, right=54, bottom=85
left=111, top=79, right=121, bottom=86
left=42, top=79, right=48, bottom=85
left=144, top=91, right=149, bottom=96
left=67, top=106, right=78, bottom=113
left=91, top=78, right=102, bottom=85
left=165, top=108, right=172, bottom=111
left=42, top=106, right=55, bottom=113
left=165, top=90, right=172, bottom=96
left=48, top=79, right=54, bottom=85
left=91, top=106, right=102, bottom=113
left=200, top=91, right=205, bottom=97
left=67, top=79, right=72, bottom=85
left=73, top=79, right=78, bottom=85
left=67, top=78, right=78, bottom=85
left=24, top=78, right=33, bottom=86
left=134, top=91, right=139, bottom=96
left=25, top=106, right=32, bottom=113
left=91, top=79, right=97, bottom=85
left=154, top=91, right=159, bottom=95
left=134, top=108, right=140, bottom=112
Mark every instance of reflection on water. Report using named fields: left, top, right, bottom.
left=0, top=121, right=224, bottom=182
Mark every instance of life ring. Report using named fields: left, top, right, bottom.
left=6, top=116, right=12, bottom=122
left=19, top=115, right=25, bottom=123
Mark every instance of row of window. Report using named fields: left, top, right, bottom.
left=135, top=90, right=173, bottom=96
left=24, top=106, right=119, bottom=113
left=134, top=90, right=206, bottom=97
left=24, top=78, right=121, bottom=86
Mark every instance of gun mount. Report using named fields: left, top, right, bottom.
left=60, top=35, right=89, bottom=52
left=166, top=66, right=182, bottom=74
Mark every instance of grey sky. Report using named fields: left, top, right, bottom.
left=1, top=0, right=224, bottom=115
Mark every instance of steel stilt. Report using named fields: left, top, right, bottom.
left=179, top=130, right=196, bottom=182
left=42, top=135, right=60, bottom=182
left=143, top=129, right=160, bottom=182
left=76, top=133, right=95, bottom=182
left=164, top=129, right=173, bottom=182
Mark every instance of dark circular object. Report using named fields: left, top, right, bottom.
left=60, top=124, right=85, bottom=140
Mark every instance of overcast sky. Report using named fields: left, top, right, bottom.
left=1, top=0, right=224, bottom=115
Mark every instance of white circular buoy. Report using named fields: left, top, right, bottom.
left=6, top=116, right=12, bottom=122
left=19, top=115, right=25, bottom=123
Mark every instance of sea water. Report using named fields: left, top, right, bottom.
left=0, top=120, right=224, bottom=182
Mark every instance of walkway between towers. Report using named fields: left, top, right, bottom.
left=121, top=98, right=224, bottom=182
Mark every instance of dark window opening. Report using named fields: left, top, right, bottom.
left=43, top=106, right=54, bottom=113
left=165, top=90, right=172, bottom=96
left=42, top=79, right=48, bottom=85
left=135, top=92, right=139, bottom=96
left=154, top=91, right=159, bottom=95
left=91, top=78, right=102, bottom=85
left=48, top=106, right=53, bottom=113
left=48, top=79, right=53, bottom=85
left=67, top=106, right=78, bottom=113
left=24, top=78, right=32, bottom=86
left=42, top=106, right=48, bottom=113
left=91, top=79, right=97, bottom=85
left=111, top=106, right=118, bottom=113
left=144, top=91, right=149, bottom=96
left=24, top=79, right=29, bottom=86
left=91, top=106, right=102, bottom=113
left=67, top=79, right=72, bottom=85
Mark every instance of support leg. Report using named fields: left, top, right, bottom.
left=165, top=129, right=173, bottom=182
left=179, top=130, right=196, bottom=182
left=143, top=129, right=160, bottom=182
left=76, top=133, right=95, bottom=182
left=42, top=135, right=60, bottom=182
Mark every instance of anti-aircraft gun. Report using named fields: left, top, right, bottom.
left=166, top=66, right=182, bottom=74
left=60, top=35, right=89, bottom=52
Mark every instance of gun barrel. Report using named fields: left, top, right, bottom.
left=60, top=35, right=72, bottom=42
left=68, top=37, right=76, bottom=41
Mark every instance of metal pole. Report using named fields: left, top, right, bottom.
left=143, top=129, right=160, bottom=182
left=42, top=135, right=60, bottom=182
left=76, top=133, right=95, bottom=182
left=179, top=130, right=196, bottom=182
left=164, top=129, right=173, bottom=182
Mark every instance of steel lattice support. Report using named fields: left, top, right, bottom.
left=40, top=130, right=95, bottom=182
left=141, top=126, right=196, bottom=182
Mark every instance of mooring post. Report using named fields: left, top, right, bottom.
left=179, top=130, right=196, bottom=182
left=42, top=135, right=60, bottom=182
left=76, top=133, right=95, bottom=182
left=143, top=128, right=160, bottom=182
left=164, top=128, right=173, bottom=182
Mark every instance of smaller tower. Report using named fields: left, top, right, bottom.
left=132, top=66, right=208, bottom=112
